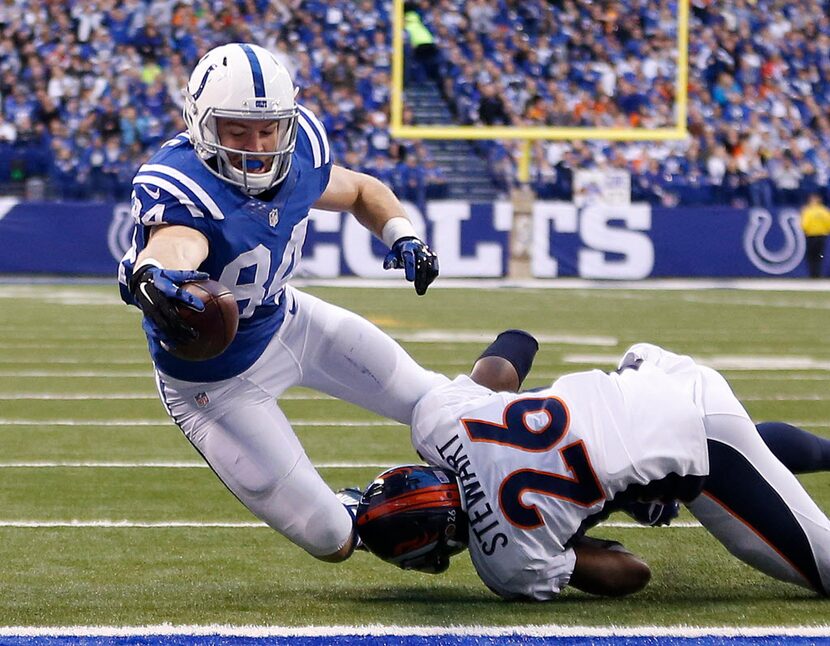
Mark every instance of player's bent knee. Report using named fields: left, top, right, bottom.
left=301, top=502, right=355, bottom=559
left=314, top=533, right=357, bottom=563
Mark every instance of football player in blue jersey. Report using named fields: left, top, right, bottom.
left=117, top=43, right=444, bottom=562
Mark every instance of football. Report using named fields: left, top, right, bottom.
left=169, top=279, right=239, bottom=361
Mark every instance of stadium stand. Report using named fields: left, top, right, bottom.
left=0, top=0, right=827, bottom=208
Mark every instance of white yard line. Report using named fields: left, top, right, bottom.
left=0, top=331, right=617, bottom=349
left=0, top=417, right=828, bottom=429
left=0, top=389, right=826, bottom=401
left=0, top=391, right=332, bottom=400
left=726, top=374, right=830, bottom=381
left=0, top=371, right=152, bottom=378
left=562, top=354, right=830, bottom=371
left=0, top=461, right=389, bottom=469
left=395, top=330, right=617, bottom=347
left=0, top=358, right=148, bottom=365
left=0, top=418, right=401, bottom=427
left=739, top=394, right=830, bottom=401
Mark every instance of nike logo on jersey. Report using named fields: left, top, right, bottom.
left=142, top=185, right=161, bottom=200
left=288, top=295, right=298, bottom=315
left=138, top=282, right=154, bottom=305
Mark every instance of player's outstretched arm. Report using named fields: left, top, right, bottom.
left=136, top=224, right=210, bottom=272
left=569, top=536, right=651, bottom=597
left=131, top=225, right=211, bottom=348
left=314, top=165, right=438, bottom=295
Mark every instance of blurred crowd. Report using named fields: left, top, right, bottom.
left=0, top=0, right=827, bottom=209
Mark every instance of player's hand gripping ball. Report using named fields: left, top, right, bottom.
left=170, top=280, right=239, bottom=361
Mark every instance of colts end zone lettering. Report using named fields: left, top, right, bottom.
left=300, top=201, right=655, bottom=280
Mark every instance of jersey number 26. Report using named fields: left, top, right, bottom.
left=462, top=397, right=605, bottom=529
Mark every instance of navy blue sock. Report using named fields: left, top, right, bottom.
left=756, top=421, right=830, bottom=473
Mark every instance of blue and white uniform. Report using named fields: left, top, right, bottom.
left=118, top=104, right=442, bottom=557
left=119, top=108, right=328, bottom=382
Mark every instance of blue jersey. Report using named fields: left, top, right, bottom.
left=118, top=104, right=332, bottom=382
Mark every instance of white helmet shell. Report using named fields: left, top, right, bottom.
left=183, top=43, right=299, bottom=195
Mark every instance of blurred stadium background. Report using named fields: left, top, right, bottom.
left=0, top=0, right=827, bottom=209
left=0, top=0, right=829, bottom=641
left=0, top=0, right=827, bottom=280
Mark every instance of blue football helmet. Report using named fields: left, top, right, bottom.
left=356, top=465, right=468, bottom=574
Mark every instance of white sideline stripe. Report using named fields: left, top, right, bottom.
left=0, top=461, right=388, bottom=469
left=0, top=625, right=828, bottom=637
left=0, top=520, right=701, bottom=529
left=288, top=277, right=830, bottom=292
left=563, top=354, right=830, bottom=371
left=9, top=277, right=830, bottom=291
left=0, top=418, right=401, bottom=427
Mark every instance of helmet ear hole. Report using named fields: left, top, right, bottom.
left=356, top=465, right=468, bottom=574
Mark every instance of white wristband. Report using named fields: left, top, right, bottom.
left=134, top=257, right=164, bottom=274
left=381, top=217, right=417, bottom=248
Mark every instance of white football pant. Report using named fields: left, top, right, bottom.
left=154, top=285, right=444, bottom=557
left=621, top=343, right=830, bottom=594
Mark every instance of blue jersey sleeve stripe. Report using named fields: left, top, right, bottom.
left=239, top=44, right=265, bottom=98
left=297, top=114, right=323, bottom=168
left=133, top=175, right=205, bottom=219
left=298, top=105, right=330, bottom=163
left=138, top=163, right=226, bottom=220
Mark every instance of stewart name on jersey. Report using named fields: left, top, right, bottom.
left=118, top=104, right=331, bottom=382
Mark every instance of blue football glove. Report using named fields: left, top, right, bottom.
left=383, top=236, right=439, bottom=295
left=130, top=265, right=209, bottom=347
left=623, top=500, right=680, bottom=527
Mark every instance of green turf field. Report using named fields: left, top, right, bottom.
left=0, top=282, right=828, bottom=626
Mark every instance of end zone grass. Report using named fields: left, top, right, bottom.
left=0, top=283, right=827, bottom=625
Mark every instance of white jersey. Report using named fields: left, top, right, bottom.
left=410, top=360, right=710, bottom=600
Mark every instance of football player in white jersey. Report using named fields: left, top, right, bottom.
left=117, top=43, right=443, bottom=562
left=356, top=331, right=830, bottom=599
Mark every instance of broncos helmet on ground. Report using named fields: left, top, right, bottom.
left=356, top=465, right=468, bottom=574
left=183, top=42, right=299, bottom=195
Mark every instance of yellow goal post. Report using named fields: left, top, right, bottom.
left=389, top=0, right=690, bottom=182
